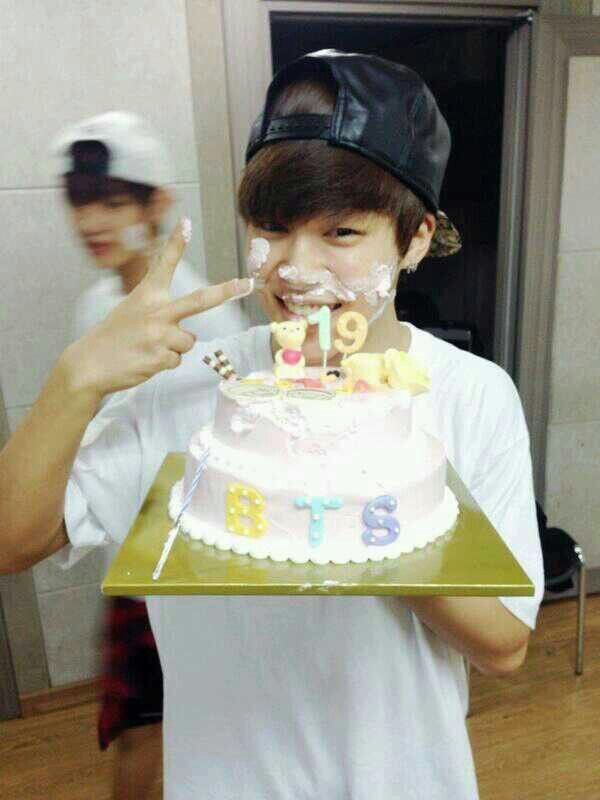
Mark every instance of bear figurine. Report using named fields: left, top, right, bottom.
left=270, top=319, right=308, bottom=380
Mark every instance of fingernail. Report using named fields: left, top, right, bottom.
left=234, top=277, right=254, bottom=298
left=181, top=217, right=192, bottom=243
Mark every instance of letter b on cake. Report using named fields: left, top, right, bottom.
left=226, top=483, right=268, bottom=538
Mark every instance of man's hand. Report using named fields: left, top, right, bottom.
left=62, top=219, right=251, bottom=402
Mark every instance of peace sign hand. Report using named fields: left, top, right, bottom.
left=65, top=219, right=252, bottom=402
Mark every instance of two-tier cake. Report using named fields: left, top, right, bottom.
left=168, top=357, right=458, bottom=564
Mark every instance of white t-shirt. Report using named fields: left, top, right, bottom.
left=60, top=323, right=544, bottom=800
left=72, top=259, right=248, bottom=342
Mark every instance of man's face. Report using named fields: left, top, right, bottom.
left=246, top=211, right=401, bottom=365
left=69, top=193, right=152, bottom=269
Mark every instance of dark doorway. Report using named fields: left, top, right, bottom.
left=271, top=14, right=515, bottom=361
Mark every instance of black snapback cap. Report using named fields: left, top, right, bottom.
left=246, top=49, right=461, bottom=258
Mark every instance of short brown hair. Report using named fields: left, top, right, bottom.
left=238, top=78, right=426, bottom=257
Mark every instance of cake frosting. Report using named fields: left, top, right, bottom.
left=168, top=367, right=459, bottom=565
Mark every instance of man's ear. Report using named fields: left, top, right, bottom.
left=402, top=212, right=436, bottom=266
left=147, top=187, right=174, bottom=226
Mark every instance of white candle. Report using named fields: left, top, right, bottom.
left=308, top=305, right=331, bottom=372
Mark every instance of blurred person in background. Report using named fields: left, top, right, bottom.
left=53, top=111, right=248, bottom=799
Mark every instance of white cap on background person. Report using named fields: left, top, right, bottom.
left=53, top=111, right=172, bottom=187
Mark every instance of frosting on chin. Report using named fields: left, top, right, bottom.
left=171, top=376, right=459, bottom=564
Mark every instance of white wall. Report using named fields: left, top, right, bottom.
left=0, top=0, right=209, bottom=685
left=545, top=56, right=600, bottom=569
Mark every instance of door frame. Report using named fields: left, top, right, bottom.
left=518, top=15, right=600, bottom=496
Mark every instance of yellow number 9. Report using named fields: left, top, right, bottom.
left=334, top=311, right=368, bottom=355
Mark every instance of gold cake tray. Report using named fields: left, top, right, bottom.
left=102, top=453, right=534, bottom=597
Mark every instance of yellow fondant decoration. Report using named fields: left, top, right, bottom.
left=226, top=483, right=268, bottom=538
left=341, top=353, right=387, bottom=389
left=383, top=349, right=431, bottom=395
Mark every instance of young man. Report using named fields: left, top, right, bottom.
left=1, top=53, right=543, bottom=799
left=56, top=112, right=247, bottom=347
left=55, top=112, right=248, bottom=799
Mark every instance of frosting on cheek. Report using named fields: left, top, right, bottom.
left=247, top=237, right=270, bottom=284
left=120, top=223, right=150, bottom=252
left=343, top=263, right=394, bottom=307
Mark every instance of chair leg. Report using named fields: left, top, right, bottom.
left=464, top=657, right=472, bottom=718
left=575, top=546, right=586, bottom=676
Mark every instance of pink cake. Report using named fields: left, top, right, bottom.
left=169, top=371, right=459, bottom=564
